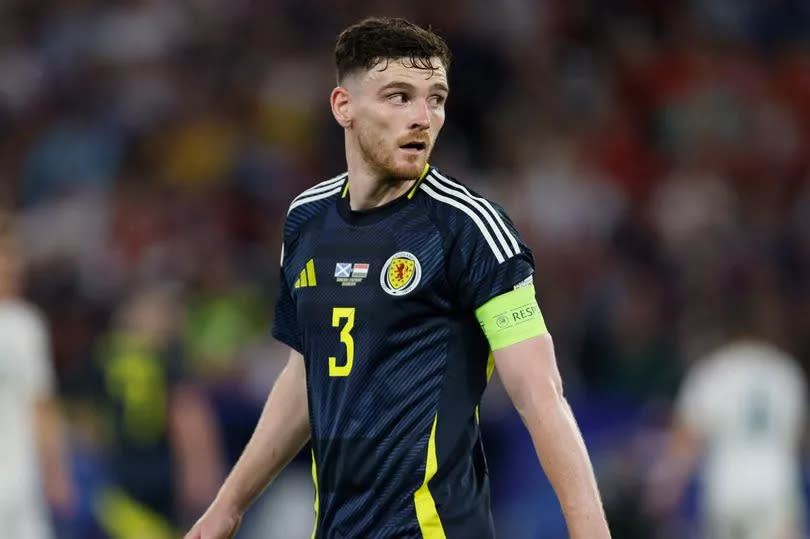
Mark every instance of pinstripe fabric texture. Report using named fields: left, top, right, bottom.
left=271, top=166, right=534, bottom=538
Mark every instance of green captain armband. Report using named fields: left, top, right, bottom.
left=475, top=284, right=548, bottom=350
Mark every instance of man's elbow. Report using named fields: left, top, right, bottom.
left=510, top=370, right=566, bottom=421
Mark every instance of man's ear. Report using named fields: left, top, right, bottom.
left=331, top=86, right=352, bottom=128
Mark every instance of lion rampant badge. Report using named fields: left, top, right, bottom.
left=380, top=251, right=421, bottom=296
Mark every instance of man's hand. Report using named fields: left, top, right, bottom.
left=184, top=500, right=243, bottom=539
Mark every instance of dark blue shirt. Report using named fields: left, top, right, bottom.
left=273, top=166, right=533, bottom=538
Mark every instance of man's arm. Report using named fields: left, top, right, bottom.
left=169, top=381, right=225, bottom=523
left=34, top=396, right=76, bottom=516
left=643, top=420, right=701, bottom=518
left=185, top=348, right=310, bottom=539
left=493, top=334, right=610, bottom=539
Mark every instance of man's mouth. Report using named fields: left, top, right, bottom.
left=399, top=141, right=427, bottom=152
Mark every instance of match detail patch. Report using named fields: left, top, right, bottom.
left=335, top=262, right=370, bottom=286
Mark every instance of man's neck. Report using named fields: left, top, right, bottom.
left=344, top=143, right=426, bottom=210
left=345, top=168, right=415, bottom=211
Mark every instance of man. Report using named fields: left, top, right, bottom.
left=647, top=322, right=807, bottom=538
left=0, top=215, right=74, bottom=538
left=86, top=285, right=224, bottom=538
left=187, top=17, right=609, bottom=538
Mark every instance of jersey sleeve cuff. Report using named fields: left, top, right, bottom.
left=271, top=329, right=304, bottom=355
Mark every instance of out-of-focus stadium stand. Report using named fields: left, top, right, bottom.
left=2, top=1, right=810, bottom=537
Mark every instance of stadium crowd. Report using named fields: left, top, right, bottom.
left=1, top=0, right=810, bottom=537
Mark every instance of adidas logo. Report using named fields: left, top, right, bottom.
left=294, top=259, right=317, bottom=288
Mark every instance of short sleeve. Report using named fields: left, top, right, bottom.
left=271, top=244, right=303, bottom=353
left=447, top=201, right=535, bottom=311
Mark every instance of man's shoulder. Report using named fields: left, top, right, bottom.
left=418, top=166, right=520, bottom=264
left=284, top=172, right=347, bottom=236
left=418, top=167, right=511, bottom=223
left=0, top=300, right=47, bottom=334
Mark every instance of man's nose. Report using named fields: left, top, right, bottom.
left=409, top=100, right=430, bottom=130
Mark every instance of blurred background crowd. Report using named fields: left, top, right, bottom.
left=2, top=0, right=810, bottom=537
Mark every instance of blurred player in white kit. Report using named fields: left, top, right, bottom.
left=648, top=309, right=807, bottom=539
left=0, top=215, right=73, bottom=538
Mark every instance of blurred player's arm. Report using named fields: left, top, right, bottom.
left=34, top=395, right=75, bottom=516
left=478, top=285, right=610, bottom=539
left=169, top=381, right=226, bottom=521
left=644, top=361, right=707, bottom=517
left=185, top=348, right=309, bottom=539
left=644, top=420, right=701, bottom=517
left=26, top=308, right=75, bottom=516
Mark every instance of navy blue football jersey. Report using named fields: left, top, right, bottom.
left=272, top=165, right=534, bottom=538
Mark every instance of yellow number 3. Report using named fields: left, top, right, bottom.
left=329, top=307, right=355, bottom=376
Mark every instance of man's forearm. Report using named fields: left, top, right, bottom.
left=522, top=390, right=609, bottom=538
left=215, top=351, right=310, bottom=514
left=495, top=335, right=610, bottom=538
left=35, top=397, right=74, bottom=512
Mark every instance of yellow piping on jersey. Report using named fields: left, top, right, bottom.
left=414, top=413, right=446, bottom=538
left=311, top=450, right=319, bottom=539
left=476, top=351, right=497, bottom=423
left=341, top=163, right=430, bottom=199
left=407, top=163, right=431, bottom=199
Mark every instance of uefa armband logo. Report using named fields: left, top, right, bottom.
left=380, top=251, right=421, bottom=296
left=495, top=314, right=510, bottom=329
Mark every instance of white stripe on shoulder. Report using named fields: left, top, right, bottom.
left=425, top=174, right=514, bottom=259
left=420, top=183, right=505, bottom=264
left=431, top=170, right=520, bottom=255
left=287, top=185, right=343, bottom=215
left=291, top=172, right=347, bottom=203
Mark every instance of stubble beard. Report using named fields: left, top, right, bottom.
left=356, top=126, right=427, bottom=184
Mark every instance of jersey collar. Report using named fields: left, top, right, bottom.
left=337, top=164, right=430, bottom=226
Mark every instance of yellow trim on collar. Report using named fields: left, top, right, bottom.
left=341, top=163, right=431, bottom=200
left=407, top=163, right=431, bottom=199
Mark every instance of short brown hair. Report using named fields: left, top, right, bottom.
left=334, top=17, right=451, bottom=83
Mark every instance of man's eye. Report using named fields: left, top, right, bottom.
left=388, top=93, right=407, bottom=103
left=429, top=95, right=446, bottom=106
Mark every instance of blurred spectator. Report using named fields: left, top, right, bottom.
left=646, top=305, right=807, bottom=539
left=0, top=213, right=75, bottom=538
left=77, top=285, right=224, bottom=538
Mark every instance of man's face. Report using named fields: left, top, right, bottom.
left=346, top=57, right=448, bottom=182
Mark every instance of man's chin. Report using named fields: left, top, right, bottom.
left=390, top=159, right=427, bottom=181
